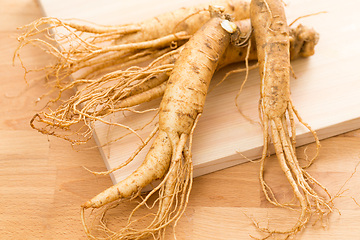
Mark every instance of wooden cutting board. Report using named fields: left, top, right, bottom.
left=37, top=0, right=360, bottom=185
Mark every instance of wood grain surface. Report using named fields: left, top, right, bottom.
left=1, top=0, right=360, bottom=239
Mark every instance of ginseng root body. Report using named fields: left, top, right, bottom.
left=29, top=19, right=320, bottom=145
left=14, top=0, right=250, bottom=83
left=81, top=6, right=236, bottom=239
left=250, top=0, right=332, bottom=237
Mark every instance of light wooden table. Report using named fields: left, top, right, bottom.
left=1, top=0, right=360, bottom=239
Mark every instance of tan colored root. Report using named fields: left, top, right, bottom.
left=27, top=45, right=181, bottom=146
left=78, top=47, right=173, bottom=80
left=74, top=31, right=189, bottom=63
left=289, top=24, right=320, bottom=60
left=14, top=0, right=251, bottom=85
left=258, top=104, right=332, bottom=238
left=29, top=57, right=174, bottom=144
left=28, top=20, right=319, bottom=146
left=80, top=6, right=226, bottom=235
left=81, top=115, right=198, bottom=240
left=289, top=11, right=327, bottom=27
left=289, top=100, right=321, bottom=168
left=84, top=125, right=160, bottom=176
left=249, top=0, right=328, bottom=236
left=14, top=17, right=189, bottom=87
left=233, top=39, right=260, bottom=125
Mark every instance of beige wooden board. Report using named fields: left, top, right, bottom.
left=37, top=0, right=360, bottom=185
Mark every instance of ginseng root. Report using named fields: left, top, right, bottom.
left=81, top=6, right=237, bottom=239
left=250, top=0, right=332, bottom=237
left=29, top=19, right=319, bottom=145
left=13, top=0, right=250, bottom=85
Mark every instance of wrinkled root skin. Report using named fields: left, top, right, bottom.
left=81, top=7, right=234, bottom=240
left=28, top=19, right=320, bottom=147
left=251, top=0, right=332, bottom=238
